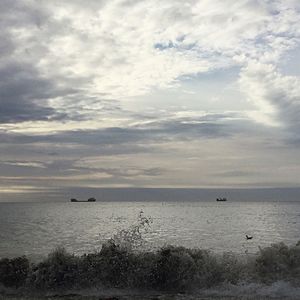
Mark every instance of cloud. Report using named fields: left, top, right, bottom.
left=0, top=155, right=165, bottom=190
left=1, top=1, right=300, bottom=193
left=2, top=160, right=46, bottom=168
left=239, top=61, right=300, bottom=133
left=0, top=61, right=70, bottom=123
left=1, top=0, right=299, bottom=125
left=4, top=1, right=298, bottom=93
left=0, top=111, right=247, bottom=148
left=0, top=0, right=121, bottom=124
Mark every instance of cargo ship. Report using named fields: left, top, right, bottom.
left=216, top=197, right=227, bottom=201
left=70, top=198, right=96, bottom=202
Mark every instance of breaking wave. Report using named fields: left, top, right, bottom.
left=0, top=212, right=299, bottom=298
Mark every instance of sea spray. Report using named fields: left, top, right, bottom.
left=111, top=210, right=153, bottom=251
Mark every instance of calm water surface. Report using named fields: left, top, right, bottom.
left=0, top=200, right=299, bottom=259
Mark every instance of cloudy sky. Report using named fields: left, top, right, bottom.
left=1, top=0, right=300, bottom=199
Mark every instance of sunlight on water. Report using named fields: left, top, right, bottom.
left=0, top=200, right=299, bottom=259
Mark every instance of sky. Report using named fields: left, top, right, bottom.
left=1, top=0, right=300, bottom=200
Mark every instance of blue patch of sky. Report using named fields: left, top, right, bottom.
left=178, top=65, right=241, bottom=83
left=154, top=39, right=197, bottom=52
left=278, top=46, right=300, bottom=77
left=154, top=41, right=176, bottom=50
left=126, top=66, right=253, bottom=112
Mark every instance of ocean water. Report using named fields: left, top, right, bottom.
left=0, top=200, right=299, bottom=260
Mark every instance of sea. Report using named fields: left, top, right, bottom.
left=0, top=198, right=299, bottom=260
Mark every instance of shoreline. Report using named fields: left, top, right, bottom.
left=0, top=241, right=299, bottom=300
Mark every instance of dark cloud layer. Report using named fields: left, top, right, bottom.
left=0, top=115, right=237, bottom=146
left=0, top=1, right=65, bottom=123
left=0, top=0, right=117, bottom=124
left=0, top=62, right=68, bottom=123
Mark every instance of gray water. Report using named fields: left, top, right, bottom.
left=0, top=200, right=299, bottom=259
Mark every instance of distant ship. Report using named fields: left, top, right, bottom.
left=216, top=197, right=227, bottom=201
left=70, top=198, right=96, bottom=202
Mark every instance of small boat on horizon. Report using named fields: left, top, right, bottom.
left=216, top=197, right=227, bottom=201
left=70, top=198, right=96, bottom=202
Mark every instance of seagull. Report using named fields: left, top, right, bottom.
left=246, top=234, right=253, bottom=240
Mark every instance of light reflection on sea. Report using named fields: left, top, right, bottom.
left=0, top=200, right=299, bottom=260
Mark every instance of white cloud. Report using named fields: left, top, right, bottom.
left=14, top=1, right=299, bottom=130
left=0, top=0, right=297, bottom=129
left=8, top=0, right=299, bottom=101
left=3, top=161, right=46, bottom=168
left=239, top=60, right=300, bottom=130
